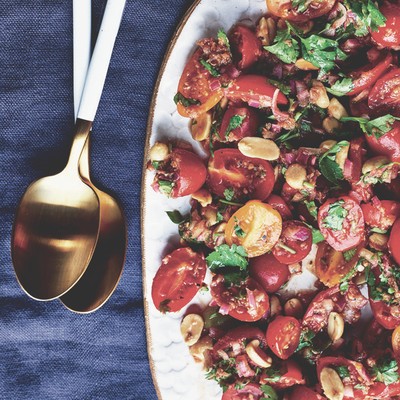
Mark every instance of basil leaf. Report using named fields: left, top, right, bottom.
left=264, top=25, right=300, bottom=64
left=206, top=244, right=248, bottom=272
left=326, top=77, right=354, bottom=97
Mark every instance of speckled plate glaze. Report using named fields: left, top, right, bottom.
left=142, top=1, right=294, bottom=399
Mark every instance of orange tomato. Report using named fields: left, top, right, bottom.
left=225, top=200, right=282, bottom=257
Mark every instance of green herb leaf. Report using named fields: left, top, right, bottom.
left=233, top=217, right=246, bottom=238
left=335, top=365, right=351, bottom=379
left=260, top=385, right=278, bottom=400
left=225, top=114, right=246, bottom=138
left=158, top=180, right=174, bottom=196
left=296, top=329, right=316, bottom=352
left=200, top=59, right=220, bottom=77
left=166, top=210, right=186, bottom=224
left=322, top=199, right=348, bottom=231
left=264, top=25, right=300, bottom=64
left=304, top=200, right=318, bottom=219
left=173, top=92, right=201, bottom=107
left=312, top=228, right=325, bottom=244
left=343, top=248, right=357, bottom=262
left=292, top=0, right=308, bottom=13
left=217, top=29, right=230, bottom=51
left=370, top=357, right=399, bottom=385
left=326, top=77, right=354, bottom=97
left=341, top=115, right=400, bottom=139
left=318, top=141, right=349, bottom=184
left=268, top=79, right=291, bottom=96
left=206, top=244, right=248, bottom=272
left=223, top=188, right=235, bottom=201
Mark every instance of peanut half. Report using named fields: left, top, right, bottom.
left=238, top=137, right=280, bottom=161
left=245, top=339, right=273, bottom=368
left=190, top=112, right=212, bottom=142
left=149, top=142, right=169, bottom=162
left=285, top=163, right=307, bottom=190
left=320, top=367, right=344, bottom=400
left=180, top=314, right=204, bottom=346
left=327, top=312, right=344, bottom=342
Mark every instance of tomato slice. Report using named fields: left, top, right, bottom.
left=389, top=218, right=400, bottom=265
left=315, top=241, right=363, bottom=288
left=368, top=68, right=400, bottom=118
left=371, top=1, right=400, bottom=50
left=151, top=247, right=206, bottom=312
left=260, top=359, right=305, bottom=390
left=225, top=200, right=283, bottom=257
left=176, top=48, right=224, bottom=118
left=266, top=316, right=301, bottom=360
left=225, top=75, right=288, bottom=108
left=222, top=383, right=264, bottom=400
left=348, top=51, right=393, bottom=96
left=210, top=275, right=270, bottom=322
left=289, top=386, right=327, bottom=400
left=266, top=194, right=293, bottom=220
left=229, top=24, right=261, bottom=70
left=318, top=196, right=365, bottom=252
left=362, top=199, right=400, bottom=232
left=249, top=252, right=290, bottom=293
left=207, top=148, right=275, bottom=201
left=272, top=220, right=312, bottom=264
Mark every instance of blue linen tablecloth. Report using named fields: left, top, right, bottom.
left=0, top=1, right=192, bottom=398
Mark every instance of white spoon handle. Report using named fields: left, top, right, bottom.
left=77, top=0, right=126, bottom=122
left=73, top=0, right=91, bottom=121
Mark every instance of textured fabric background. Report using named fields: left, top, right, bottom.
left=0, top=1, right=192, bottom=398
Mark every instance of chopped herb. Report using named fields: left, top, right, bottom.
left=233, top=217, right=246, bottom=238
left=343, top=248, right=357, bottom=262
left=326, top=77, right=354, bottom=97
left=322, top=199, right=348, bottom=231
left=264, top=24, right=300, bottom=64
left=275, top=242, right=296, bottom=255
left=318, top=141, right=349, bottom=185
left=173, top=92, right=200, bottom=107
left=219, top=198, right=244, bottom=207
left=151, top=160, right=161, bottom=169
left=371, top=227, right=388, bottom=234
left=223, top=187, right=235, bottom=201
left=206, top=244, right=248, bottom=272
left=268, top=79, right=291, bottom=96
left=200, top=59, right=220, bottom=77
left=158, top=180, right=174, bottom=197
left=216, top=211, right=224, bottom=223
left=296, top=329, right=316, bottom=352
left=275, top=129, right=301, bottom=146
left=260, top=385, right=278, bottom=400
left=262, top=366, right=282, bottom=383
left=370, top=357, right=399, bottom=385
left=292, top=0, right=308, bottom=13
left=225, top=114, right=246, bottom=138
left=166, top=210, right=186, bottom=224
left=311, top=228, right=325, bottom=244
left=217, top=29, right=230, bottom=51
left=335, top=365, right=350, bottom=379
left=341, top=115, right=400, bottom=139
left=304, top=200, right=318, bottom=219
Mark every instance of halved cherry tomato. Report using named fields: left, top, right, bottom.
left=371, top=1, right=400, bottom=50
left=207, top=149, right=275, bottom=201
left=266, top=194, right=293, bottom=220
left=389, top=218, right=400, bottom=266
left=272, top=220, right=312, bottom=264
left=266, top=316, right=301, bottom=360
left=229, top=24, right=261, bottom=70
left=260, top=359, right=305, bottom=390
left=266, top=0, right=335, bottom=22
left=348, top=51, right=393, bottom=96
left=151, top=247, right=206, bottom=312
left=289, top=386, right=327, bottom=400
left=318, top=196, right=365, bottom=252
left=176, top=48, right=224, bottom=118
left=249, top=252, right=290, bottom=293
left=315, top=241, right=364, bottom=288
left=362, top=199, right=400, bottom=231
left=152, top=148, right=207, bottom=198
left=225, top=75, right=288, bottom=108
left=218, top=104, right=259, bottom=142
left=225, top=200, right=282, bottom=257
left=365, top=120, right=400, bottom=162
left=210, top=275, right=270, bottom=322
left=222, top=383, right=264, bottom=400
left=368, top=68, right=400, bottom=117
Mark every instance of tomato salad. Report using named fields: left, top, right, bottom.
left=147, top=1, right=400, bottom=399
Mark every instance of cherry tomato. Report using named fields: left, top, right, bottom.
left=315, top=241, right=363, bottom=288
left=176, top=48, right=224, bottom=118
left=152, top=148, right=207, bottom=198
left=368, top=68, right=400, bottom=117
left=249, top=252, right=290, bottom=293
left=389, top=218, right=400, bottom=265
left=348, top=51, right=393, bottom=96
left=225, top=75, right=288, bottom=108
left=318, top=196, right=365, bottom=252
left=361, top=199, right=400, bottom=231
left=266, top=316, right=301, bottom=360
left=370, top=298, right=400, bottom=330
left=222, top=383, right=264, bottom=400
left=289, top=386, right=327, bottom=400
left=272, top=220, right=312, bottom=264
left=151, top=247, right=206, bottom=312
left=343, top=137, right=367, bottom=183
left=218, top=104, right=259, bottom=142
left=210, top=275, right=270, bottom=322
left=371, top=1, right=400, bottom=50
left=365, top=120, right=400, bottom=163
left=225, top=200, right=282, bottom=257
left=266, top=194, right=293, bottom=220
left=260, top=359, right=305, bottom=390
left=266, top=0, right=335, bottom=22
left=229, top=24, right=261, bottom=70
left=207, top=148, right=275, bottom=201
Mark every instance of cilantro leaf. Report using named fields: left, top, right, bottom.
left=173, top=92, right=200, bottom=107
left=217, top=29, right=230, bottom=51
left=343, top=248, right=357, bottom=262
left=322, top=199, right=348, bottom=231
left=292, top=0, right=308, bottom=13
left=335, top=365, right=351, bottom=379
left=264, top=25, right=300, bottom=64
left=225, top=114, right=246, bottom=138
left=370, top=357, right=399, bottom=385
left=326, top=77, right=354, bottom=97
left=296, top=329, right=316, bottom=352
left=223, top=188, right=235, bottom=201
left=341, top=115, right=400, bottom=139
left=260, top=385, right=278, bottom=400
left=206, top=244, right=248, bottom=272
left=304, top=200, right=318, bottom=219
left=200, top=59, right=220, bottom=77
left=312, top=228, right=325, bottom=244
left=318, top=141, right=349, bottom=184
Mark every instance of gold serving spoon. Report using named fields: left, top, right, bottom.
left=11, top=0, right=127, bottom=301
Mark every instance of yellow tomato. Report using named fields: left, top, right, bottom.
left=225, top=200, right=282, bottom=257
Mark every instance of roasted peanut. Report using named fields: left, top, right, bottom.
left=285, top=164, right=307, bottom=190
left=190, top=112, right=212, bottom=141
left=245, top=340, right=273, bottom=368
left=189, top=336, right=213, bottom=369
left=362, top=156, right=390, bottom=174
left=149, top=142, right=169, bottom=162
left=256, top=16, right=276, bottom=46
left=319, top=140, right=338, bottom=153
left=328, top=98, right=348, bottom=120
left=180, top=314, right=204, bottom=346
left=327, top=312, right=344, bottom=342
left=335, top=143, right=350, bottom=171
left=310, top=80, right=330, bottom=109
left=238, top=137, right=280, bottom=161
left=320, top=367, right=344, bottom=400
left=322, top=117, right=341, bottom=134
left=192, top=188, right=212, bottom=207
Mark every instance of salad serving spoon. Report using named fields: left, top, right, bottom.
left=11, top=0, right=127, bottom=301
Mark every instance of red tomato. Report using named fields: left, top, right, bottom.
left=229, top=24, right=261, bottom=70
left=343, top=137, right=367, bottom=183
left=389, top=218, right=400, bottom=265
left=365, top=120, right=400, bottom=162
left=266, top=316, right=301, bottom=360
left=361, top=199, right=400, bottom=231
left=151, top=248, right=206, bottom=312
left=318, top=196, right=365, bottom=252
left=289, top=386, right=327, bottom=400
left=348, top=51, right=393, bottom=96
left=225, top=75, right=288, bottom=108
left=222, top=383, right=264, bottom=400
left=371, top=1, right=400, bottom=50
left=207, top=149, right=275, bottom=201
left=266, top=0, right=335, bottom=22
left=370, top=297, right=400, bottom=330
left=368, top=68, right=400, bottom=117
left=152, top=148, right=207, bottom=198
left=260, top=359, right=305, bottom=390
left=176, top=48, right=224, bottom=118
left=210, top=275, right=270, bottom=322
left=218, top=104, right=259, bottom=142
left=266, top=194, right=293, bottom=220
left=272, top=220, right=312, bottom=264
left=249, top=253, right=290, bottom=293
